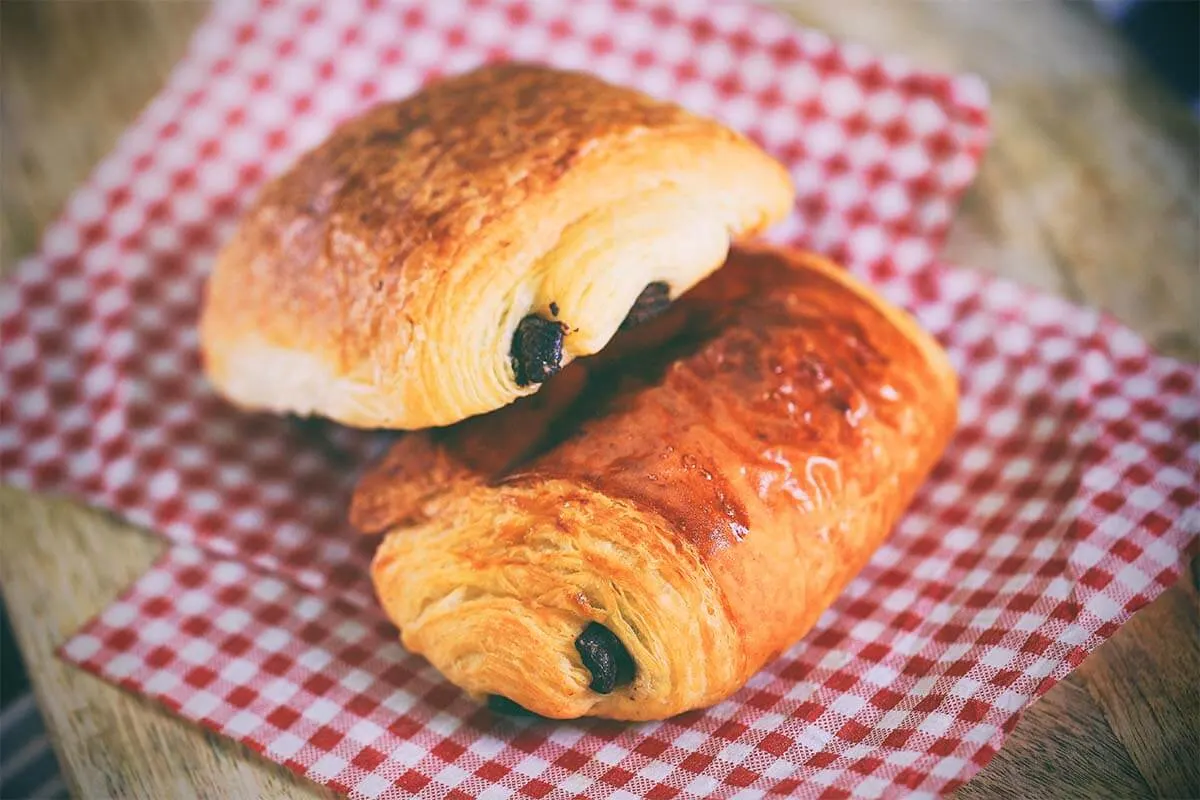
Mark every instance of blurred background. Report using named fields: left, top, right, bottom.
left=1, top=2, right=1196, bottom=798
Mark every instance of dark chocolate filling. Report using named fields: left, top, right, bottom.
left=619, top=281, right=671, bottom=330
left=511, top=315, right=568, bottom=387
left=574, top=622, right=636, bottom=694
left=487, top=695, right=538, bottom=717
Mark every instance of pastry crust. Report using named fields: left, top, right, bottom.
left=359, top=245, right=959, bottom=720
left=199, top=63, right=793, bottom=429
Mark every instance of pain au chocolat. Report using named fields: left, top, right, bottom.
left=199, top=63, right=793, bottom=429
left=354, top=245, right=959, bottom=721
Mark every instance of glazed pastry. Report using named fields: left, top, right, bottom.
left=356, top=245, right=959, bottom=721
left=199, top=62, right=793, bottom=429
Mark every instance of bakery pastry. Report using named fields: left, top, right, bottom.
left=360, top=246, right=957, bottom=720
left=356, top=245, right=959, bottom=720
left=199, top=62, right=793, bottom=429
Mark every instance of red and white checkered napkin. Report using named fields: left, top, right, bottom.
left=2, top=0, right=1196, bottom=797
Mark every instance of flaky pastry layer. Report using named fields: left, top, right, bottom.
left=359, top=245, right=959, bottom=720
left=199, top=63, right=793, bottom=429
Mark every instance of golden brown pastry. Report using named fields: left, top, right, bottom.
left=356, top=245, right=958, bottom=721
left=199, top=63, right=793, bottom=429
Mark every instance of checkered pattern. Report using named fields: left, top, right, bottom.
left=1, top=0, right=1196, bottom=797
left=54, top=265, right=1200, bottom=800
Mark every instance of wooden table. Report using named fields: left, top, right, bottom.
left=2, top=2, right=1197, bottom=798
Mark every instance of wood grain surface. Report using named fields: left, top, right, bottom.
left=1, top=2, right=1197, bottom=799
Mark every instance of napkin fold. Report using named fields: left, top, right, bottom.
left=2, top=1, right=1195, bottom=798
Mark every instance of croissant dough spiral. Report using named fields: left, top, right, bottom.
left=358, top=245, right=959, bottom=720
left=199, top=63, right=793, bottom=429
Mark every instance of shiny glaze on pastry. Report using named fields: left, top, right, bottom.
left=199, top=63, right=793, bottom=429
left=358, top=245, right=958, bottom=720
